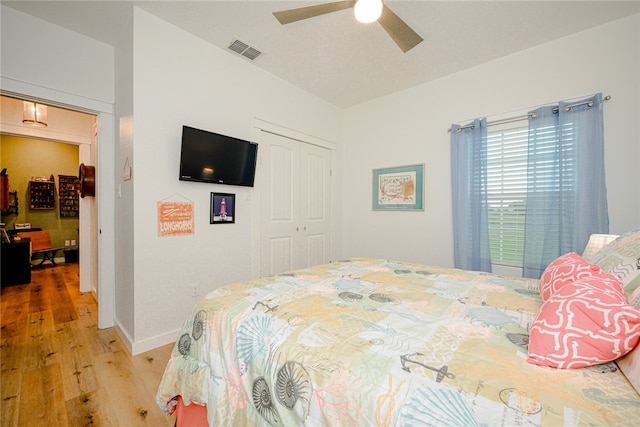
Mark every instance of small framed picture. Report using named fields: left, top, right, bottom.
left=210, top=193, right=235, bottom=224
left=372, top=164, right=424, bottom=211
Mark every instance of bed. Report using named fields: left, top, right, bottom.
left=157, top=229, right=640, bottom=426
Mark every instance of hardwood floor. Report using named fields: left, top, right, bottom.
left=1, top=263, right=175, bottom=426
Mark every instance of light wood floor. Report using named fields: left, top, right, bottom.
left=1, top=263, right=175, bottom=427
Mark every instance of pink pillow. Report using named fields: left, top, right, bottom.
left=539, top=252, right=600, bottom=301
left=528, top=273, right=640, bottom=369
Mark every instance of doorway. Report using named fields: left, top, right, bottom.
left=1, top=78, right=116, bottom=329
left=1, top=97, right=95, bottom=296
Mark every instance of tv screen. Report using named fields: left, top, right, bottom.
left=179, top=125, right=258, bottom=187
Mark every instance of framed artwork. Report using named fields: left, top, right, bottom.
left=210, top=193, right=235, bottom=224
left=372, top=164, right=424, bottom=210
left=157, top=198, right=194, bottom=237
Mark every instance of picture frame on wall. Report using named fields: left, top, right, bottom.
left=210, top=193, right=235, bottom=224
left=372, top=164, right=424, bottom=211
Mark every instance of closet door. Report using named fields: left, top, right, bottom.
left=298, top=142, right=331, bottom=269
left=261, top=131, right=299, bottom=276
left=260, top=131, right=331, bottom=276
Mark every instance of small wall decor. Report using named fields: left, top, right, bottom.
left=58, top=174, right=80, bottom=217
left=210, top=193, right=235, bottom=224
left=79, top=163, right=96, bottom=198
left=122, top=157, right=132, bottom=181
left=372, top=164, right=424, bottom=211
left=157, top=194, right=195, bottom=237
left=29, top=179, right=55, bottom=210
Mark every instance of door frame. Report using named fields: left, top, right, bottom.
left=1, top=76, right=115, bottom=329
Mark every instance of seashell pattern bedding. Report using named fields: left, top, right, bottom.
left=157, top=258, right=640, bottom=426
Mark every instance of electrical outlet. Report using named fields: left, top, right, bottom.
left=191, top=284, right=199, bottom=298
left=71, top=240, right=76, bottom=246
left=65, top=240, right=70, bottom=246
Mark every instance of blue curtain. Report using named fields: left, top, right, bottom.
left=450, top=118, right=492, bottom=272
left=523, top=93, right=609, bottom=278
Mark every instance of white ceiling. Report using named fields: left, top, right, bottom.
left=3, top=1, right=639, bottom=108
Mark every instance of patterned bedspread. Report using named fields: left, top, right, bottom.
left=156, top=258, right=640, bottom=426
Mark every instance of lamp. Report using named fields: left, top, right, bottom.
left=22, top=101, right=48, bottom=127
left=354, top=0, right=383, bottom=24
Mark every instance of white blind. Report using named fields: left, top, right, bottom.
left=487, top=126, right=528, bottom=264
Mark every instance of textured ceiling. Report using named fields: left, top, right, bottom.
left=3, top=1, right=639, bottom=108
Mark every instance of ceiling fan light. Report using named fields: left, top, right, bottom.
left=354, top=0, right=383, bottom=24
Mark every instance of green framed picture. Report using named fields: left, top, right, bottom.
left=372, top=164, right=424, bottom=211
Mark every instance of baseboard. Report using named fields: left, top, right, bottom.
left=133, top=329, right=179, bottom=355
left=114, top=322, right=179, bottom=356
left=114, top=322, right=135, bottom=354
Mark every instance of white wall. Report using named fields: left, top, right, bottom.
left=0, top=6, right=114, bottom=103
left=113, top=5, right=136, bottom=342
left=130, top=9, right=342, bottom=351
left=341, top=14, right=640, bottom=268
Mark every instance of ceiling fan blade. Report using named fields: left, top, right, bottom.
left=378, top=4, right=423, bottom=53
left=273, top=1, right=356, bottom=25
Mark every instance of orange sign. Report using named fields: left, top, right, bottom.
left=158, top=201, right=194, bottom=237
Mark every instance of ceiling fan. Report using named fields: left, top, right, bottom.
left=273, top=0, right=423, bottom=53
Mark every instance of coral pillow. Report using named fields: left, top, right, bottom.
left=539, top=252, right=600, bottom=301
left=528, top=273, right=640, bottom=369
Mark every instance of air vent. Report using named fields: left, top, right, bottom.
left=228, top=39, right=262, bottom=61
left=228, top=40, right=249, bottom=54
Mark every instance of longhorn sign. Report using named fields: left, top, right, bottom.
left=400, top=352, right=455, bottom=382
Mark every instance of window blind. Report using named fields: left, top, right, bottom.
left=487, top=126, right=528, bottom=264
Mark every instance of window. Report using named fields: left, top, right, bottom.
left=452, top=94, right=607, bottom=277
left=486, top=125, right=528, bottom=265
left=487, top=121, right=579, bottom=266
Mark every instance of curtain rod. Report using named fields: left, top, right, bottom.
left=448, top=95, right=611, bottom=132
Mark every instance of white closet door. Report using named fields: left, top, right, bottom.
left=261, top=131, right=299, bottom=276
left=260, top=131, right=331, bottom=276
left=298, top=142, right=331, bottom=269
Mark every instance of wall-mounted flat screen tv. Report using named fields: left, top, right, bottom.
left=179, top=125, right=258, bottom=187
